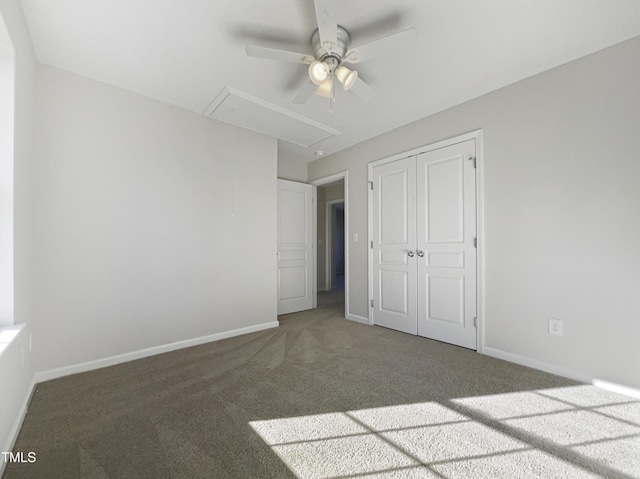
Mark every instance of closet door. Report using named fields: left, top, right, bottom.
left=371, top=157, right=417, bottom=334
left=416, top=139, right=477, bottom=349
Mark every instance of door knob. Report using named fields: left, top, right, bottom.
left=417, top=250, right=425, bottom=257
left=407, top=251, right=415, bottom=257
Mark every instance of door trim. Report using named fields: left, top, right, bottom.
left=325, top=198, right=344, bottom=291
left=310, top=172, right=349, bottom=320
left=367, top=130, right=485, bottom=353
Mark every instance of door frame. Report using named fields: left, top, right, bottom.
left=326, top=198, right=344, bottom=291
left=367, top=130, right=485, bottom=353
left=310, top=171, right=349, bottom=320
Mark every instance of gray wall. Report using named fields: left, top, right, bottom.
left=309, top=36, right=640, bottom=389
left=1, top=0, right=279, bottom=452
left=32, top=65, right=278, bottom=371
left=277, top=156, right=308, bottom=182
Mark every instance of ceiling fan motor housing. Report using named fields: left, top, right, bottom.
left=312, top=26, right=351, bottom=63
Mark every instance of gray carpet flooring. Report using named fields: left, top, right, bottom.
left=4, top=292, right=639, bottom=478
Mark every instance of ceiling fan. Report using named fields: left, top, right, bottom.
left=246, top=0, right=417, bottom=109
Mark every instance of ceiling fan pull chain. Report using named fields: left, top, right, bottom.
left=330, top=75, right=335, bottom=113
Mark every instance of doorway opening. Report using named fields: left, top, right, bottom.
left=326, top=199, right=345, bottom=291
left=310, top=172, right=349, bottom=320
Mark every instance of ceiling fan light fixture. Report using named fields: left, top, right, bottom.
left=309, top=60, right=329, bottom=85
left=335, top=66, right=358, bottom=90
left=315, top=77, right=333, bottom=98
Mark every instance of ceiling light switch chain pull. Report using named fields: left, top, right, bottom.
left=329, top=76, right=335, bottom=113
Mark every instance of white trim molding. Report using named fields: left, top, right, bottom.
left=35, top=322, right=279, bottom=383
left=483, top=347, right=640, bottom=399
left=1, top=323, right=34, bottom=477
left=2, top=321, right=279, bottom=475
left=1, top=376, right=36, bottom=477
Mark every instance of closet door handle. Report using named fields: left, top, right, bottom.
left=407, top=251, right=415, bottom=257
left=416, top=250, right=425, bottom=257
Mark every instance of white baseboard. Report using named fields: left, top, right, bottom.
left=2, top=320, right=279, bottom=474
left=35, top=321, right=279, bottom=383
left=346, top=313, right=370, bottom=325
left=1, top=376, right=37, bottom=477
left=482, top=346, right=640, bottom=399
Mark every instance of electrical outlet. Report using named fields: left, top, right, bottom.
left=549, top=318, right=563, bottom=336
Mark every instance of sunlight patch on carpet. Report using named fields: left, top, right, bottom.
left=250, top=385, right=640, bottom=479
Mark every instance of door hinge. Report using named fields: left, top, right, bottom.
left=473, top=317, right=477, bottom=327
left=370, top=240, right=373, bottom=249
left=369, top=181, right=373, bottom=190
left=370, top=299, right=374, bottom=308
left=469, top=156, right=477, bottom=169
left=473, top=237, right=477, bottom=248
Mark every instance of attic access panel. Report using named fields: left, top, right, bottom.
left=204, top=87, right=340, bottom=148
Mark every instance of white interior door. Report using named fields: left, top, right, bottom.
left=416, top=140, right=477, bottom=349
left=371, top=157, right=417, bottom=334
left=277, top=179, right=314, bottom=315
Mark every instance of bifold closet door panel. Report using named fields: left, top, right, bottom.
left=371, top=156, right=418, bottom=335
left=416, top=139, right=477, bottom=349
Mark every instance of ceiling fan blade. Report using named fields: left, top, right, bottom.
left=313, top=0, right=338, bottom=53
left=350, top=77, right=376, bottom=103
left=246, top=45, right=314, bottom=64
left=293, top=79, right=318, bottom=104
left=344, top=27, right=417, bottom=64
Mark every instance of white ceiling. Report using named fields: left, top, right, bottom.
left=19, top=0, right=640, bottom=163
